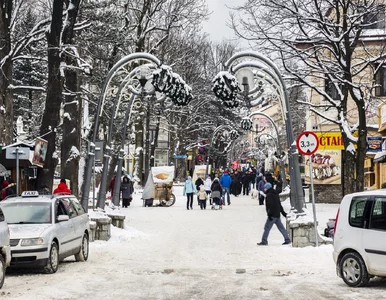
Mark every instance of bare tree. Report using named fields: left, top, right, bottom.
left=231, top=0, right=386, bottom=193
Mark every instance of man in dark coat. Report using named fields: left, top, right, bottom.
left=121, top=176, right=134, bottom=207
left=257, top=182, right=291, bottom=246
left=242, top=171, right=251, bottom=196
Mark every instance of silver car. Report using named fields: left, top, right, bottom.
left=0, top=206, right=11, bottom=288
left=0, top=191, right=90, bottom=273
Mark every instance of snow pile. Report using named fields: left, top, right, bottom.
left=109, top=225, right=148, bottom=243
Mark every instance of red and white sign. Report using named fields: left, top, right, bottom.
left=296, top=131, right=319, bottom=156
left=231, top=161, right=239, bottom=170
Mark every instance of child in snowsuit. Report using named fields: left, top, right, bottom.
left=198, top=185, right=207, bottom=210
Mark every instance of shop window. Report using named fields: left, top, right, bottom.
left=375, top=64, right=386, bottom=96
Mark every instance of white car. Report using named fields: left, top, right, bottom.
left=0, top=206, right=11, bottom=288
left=0, top=191, right=90, bottom=273
left=333, top=190, right=386, bottom=287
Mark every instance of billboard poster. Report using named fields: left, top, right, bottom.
left=32, top=138, right=48, bottom=166
left=367, top=137, right=382, bottom=152
left=305, top=150, right=341, bottom=185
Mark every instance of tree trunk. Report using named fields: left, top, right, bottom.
left=37, top=0, right=63, bottom=190
left=0, top=0, right=13, bottom=145
left=61, top=0, right=81, bottom=196
left=134, top=105, right=144, bottom=186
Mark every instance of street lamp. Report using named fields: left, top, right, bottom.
left=212, top=51, right=304, bottom=213
left=81, top=53, right=192, bottom=211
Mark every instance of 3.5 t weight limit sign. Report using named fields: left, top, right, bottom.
left=296, top=131, right=319, bottom=156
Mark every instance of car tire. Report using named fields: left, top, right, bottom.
left=0, top=255, right=5, bottom=289
left=43, top=241, right=59, bottom=274
left=75, top=233, right=89, bottom=262
left=340, top=252, right=370, bottom=287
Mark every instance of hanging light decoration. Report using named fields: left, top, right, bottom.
left=152, top=65, right=192, bottom=106
left=230, top=129, right=240, bottom=140
left=212, top=71, right=241, bottom=108
left=240, top=117, right=253, bottom=131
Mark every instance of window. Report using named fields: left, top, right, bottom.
left=374, top=64, right=386, bottom=96
left=370, top=197, right=386, bottom=230
left=60, top=198, right=77, bottom=218
left=70, top=197, right=85, bottom=215
left=325, top=78, right=340, bottom=100
left=349, top=197, right=368, bottom=228
left=363, top=5, right=385, bottom=30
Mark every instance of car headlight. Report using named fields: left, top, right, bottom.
left=21, top=238, right=45, bottom=246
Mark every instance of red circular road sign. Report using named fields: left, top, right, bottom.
left=296, top=131, right=319, bottom=156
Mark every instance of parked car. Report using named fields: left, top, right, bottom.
left=0, top=206, right=11, bottom=288
left=333, top=190, right=386, bottom=287
left=0, top=191, right=90, bottom=273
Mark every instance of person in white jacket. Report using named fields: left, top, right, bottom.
left=204, top=175, right=212, bottom=205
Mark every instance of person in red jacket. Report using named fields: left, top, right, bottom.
left=53, top=179, right=72, bottom=194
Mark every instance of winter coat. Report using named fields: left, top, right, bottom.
left=1, top=180, right=9, bottom=200
left=195, top=177, right=204, bottom=190
left=183, top=178, right=197, bottom=195
left=53, top=182, right=71, bottom=194
left=265, top=188, right=287, bottom=218
left=204, top=178, right=212, bottom=191
left=242, top=174, right=251, bottom=185
left=257, top=179, right=265, bottom=192
left=109, top=176, right=116, bottom=196
left=220, top=173, right=232, bottom=188
left=211, top=180, right=222, bottom=199
left=198, top=186, right=207, bottom=200
left=121, top=176, right=134, bottom=199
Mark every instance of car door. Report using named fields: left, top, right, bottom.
left=56, top=199, right=77, bottom=255
left=362, top=196, right=386, bottom=275
left=60, top=198, right=80, bottom=252
left=68, top=197, right=87, bottom=249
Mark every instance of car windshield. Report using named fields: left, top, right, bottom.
left=0, top=202, right=52, bottom=224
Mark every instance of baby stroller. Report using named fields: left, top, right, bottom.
left=211, top=196, right=222, bottom=210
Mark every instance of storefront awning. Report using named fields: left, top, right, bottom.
left=374, top=150, right=386, bottom=163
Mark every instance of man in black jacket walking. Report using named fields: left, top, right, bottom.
left=257, top=182, right=291, bottom=246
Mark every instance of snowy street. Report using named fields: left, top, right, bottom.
left=1, top=187, right=385, bottom=300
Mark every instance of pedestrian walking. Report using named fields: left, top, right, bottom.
left=53, top=179, right=71, bottom=194
left=257, top=182, right=291, bottom=246
left=198, top=185, right=207, bottom=210
left=195, top=175, right=204, bottom=205
left=109, top=175, right=116, bottom=198
left=220, top=170, right=232, bottom=205
left=242, top=171, right=251, bottom=196
left=257, top=174, right=265, bottom=205
left=204, top=175, right=212, bottom=204
left=210, top=178, right=222, bottom=209
left=121, top=176, right=134, bottom=208
left=183, top=176, right=197, bottom=210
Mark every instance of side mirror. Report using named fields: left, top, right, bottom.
left=57, top=215, right=70, bottom=222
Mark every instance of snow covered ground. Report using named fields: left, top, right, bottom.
left=2, top=186, right=386, bottom=300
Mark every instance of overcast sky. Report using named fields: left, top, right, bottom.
left=202, top=0, right=242, bottom=43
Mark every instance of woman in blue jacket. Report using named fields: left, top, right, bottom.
left=183, top=176, right=197, bottom=210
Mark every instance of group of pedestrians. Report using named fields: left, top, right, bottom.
left=183, top=171, right=233, bottom=210
left=109, top=175, right=134, bottom=208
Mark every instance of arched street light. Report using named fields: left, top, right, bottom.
left=81, top=53, right=192, bottom=211
left=212, top=51, right=304, bottom=213
left=205, top=125, right=239, bottom=178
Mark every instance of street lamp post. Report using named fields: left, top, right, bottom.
left=82, top=53, right=192, bottom=211
left=212, top=51, right=304, bottom=213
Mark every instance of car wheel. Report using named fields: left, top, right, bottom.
left=0, top=255, right=5, bottom=289
left=340, top=252, right=370, bottom=287
left=75, top=233, right=89, bottom=262
left=44, top=241, right=59, bottom=274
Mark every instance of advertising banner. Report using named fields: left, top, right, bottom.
left=305, top=149, right=341, bottom=185
left=32, top=138, right=48, bottom=166
left=367, top=137, right=382, bottom=152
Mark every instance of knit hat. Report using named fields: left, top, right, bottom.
left=264, top=182, right=272, bottom=190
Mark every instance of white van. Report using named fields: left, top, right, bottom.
left=0, top=206, right=11, bottom=288
left=333, top=190, right=386, bottom=287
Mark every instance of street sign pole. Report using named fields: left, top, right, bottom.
left=296, top=131, right=319, bottom=247
left=16, top=147, right=19, bottom=195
